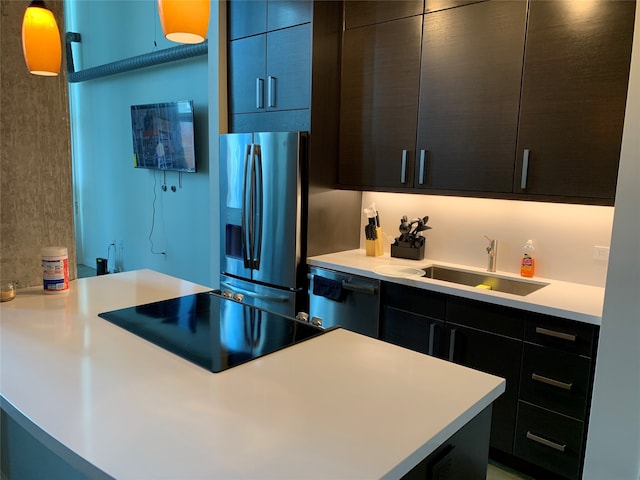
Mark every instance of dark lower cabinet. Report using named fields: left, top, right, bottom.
left=403, top=406, right=492, bottom=480
left=514, top=402, right=585, bottom=480
left=446, top=323, right=522, bottom=454
left=379, top=280, right=599, bottom=480
left=382, top=307, right=444, bottom=356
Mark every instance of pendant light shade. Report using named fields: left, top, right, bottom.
left=158, top=0, right=210, bottom=44
left=21, top=0, right=61, bottom=76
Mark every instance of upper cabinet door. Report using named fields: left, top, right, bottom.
left=338, top=15, right=422, bottom=189
left=415, top=1, right=527, bottom=192
left=228, top=0, right=267, bottom=40
left=228, top=0, right=312, bottom=40
left=344, top=0, right=424, bottom=29
left=266, top=23, right=312, bottom=111
left=228, top=34, right=267, bottom=115
left=424, top=0, right=486, bottom=14
left=514, top=0, right=635, bottom=202
left=268, top=0, right=312, bottom=31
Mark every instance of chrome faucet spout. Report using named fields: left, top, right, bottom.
left=485, top=236, right=498, bottom=272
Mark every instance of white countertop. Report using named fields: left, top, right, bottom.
left=0, top=269, right=504, bottom=479
left=308, top=250, right=604, bottom=325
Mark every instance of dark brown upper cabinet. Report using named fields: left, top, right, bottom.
left=415, top=0, right=527, bottom=193
left=338, top=14, right=423, bottom=189
left=338, top=0, right=635, bottom=205
left=424, top=0, right=486, bottom=14
left=513, top=0, right=635, bottom=202
left=343, top=0, right=424, bottom=29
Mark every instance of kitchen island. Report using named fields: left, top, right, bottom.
left=1, top=270, right=504, bottom=479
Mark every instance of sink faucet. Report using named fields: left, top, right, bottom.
left=485, top=236, right=498, bottom=272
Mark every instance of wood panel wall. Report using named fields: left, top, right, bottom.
left=0, top=0, right=76, bottom=288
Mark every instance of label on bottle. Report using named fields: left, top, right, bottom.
left=520, top=255, right=535, bottom=278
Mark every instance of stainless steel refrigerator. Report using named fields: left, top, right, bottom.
left=219, top=132, right=308, bottom=318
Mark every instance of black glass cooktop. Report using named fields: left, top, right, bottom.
left=98, top=291, right=326, bottom=373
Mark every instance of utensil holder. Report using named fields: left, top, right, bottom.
left=391, top=237, right=425, bottom=260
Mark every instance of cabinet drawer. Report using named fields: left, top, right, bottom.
left=382, top=282, right=446, bottom=320
left=520, top=344, right=592, bottom=421
left=447, top=297, right=524, bottom=339
left=525, top=315, right=598, bottom=357
left=515, top=402, right=584, bottom=480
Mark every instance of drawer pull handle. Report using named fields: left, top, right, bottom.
left=535, top=327, right=577, bottom=342
left=526, top=431, right=566, bottom=453
left=532, top=373, right=573, bottom=391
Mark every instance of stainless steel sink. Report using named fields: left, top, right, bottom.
left=422, top=265, right=548, bottom=296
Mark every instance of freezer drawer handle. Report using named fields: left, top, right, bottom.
left=341, top=280, right=377, bottom=295
left=535, top=327, right=577, bottom=342
left=531, top=373, right=573, bottom=391
left=220, top=281, right=289, bottom=303
left=526, top=431, right=567, bottom=453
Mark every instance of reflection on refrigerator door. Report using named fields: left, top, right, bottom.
left=219, top=274, right=297, bottom=318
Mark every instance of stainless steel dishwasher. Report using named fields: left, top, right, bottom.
left=306, top=266, right=380, bottom=338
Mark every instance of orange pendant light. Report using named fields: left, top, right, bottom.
left=21, top=0, right=61, bottom=76
left=158, top=0, right=210, bottom=44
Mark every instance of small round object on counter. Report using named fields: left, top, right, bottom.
left=1, top=282, right=16, bottom=302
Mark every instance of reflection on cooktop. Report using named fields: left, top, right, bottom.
left=98, top=291, right=326, bottom=373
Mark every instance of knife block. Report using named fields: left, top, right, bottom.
left=365, top=228, right=384, bottom=257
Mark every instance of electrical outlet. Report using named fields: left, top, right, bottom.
left=593, top=246, right=610, bottom=261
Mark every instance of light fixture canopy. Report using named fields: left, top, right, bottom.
left=158, top=0, right=210, bottom=44
left=21, top=0, right=62, bottom=76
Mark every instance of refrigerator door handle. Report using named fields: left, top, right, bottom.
left=253, top=144, right=263, bottom=270
left=242, top=144, right=253, bottom=269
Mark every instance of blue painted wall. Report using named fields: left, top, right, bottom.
left=65, top=0, right=213, bottom=287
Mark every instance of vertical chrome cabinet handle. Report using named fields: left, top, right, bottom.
left=526, top=431, right=567, bottom=453
left=256, top=78, right=264, bottom=109
left=418, top=150, right=426, bottom=185
left=401, top=150, right=408, bottom=183
left=448, top=329, right=456, bottom=362
left=427, top=323, right=436, bottom=356
left=267, top=76, right=276, bottom=108
left=521, top=149, right=530, bottom=189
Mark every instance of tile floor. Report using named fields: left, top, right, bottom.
left=487, top=461, right=533, bottom=480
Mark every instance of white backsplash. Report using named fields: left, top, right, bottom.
left=360, top=192, right=614, bottom=287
